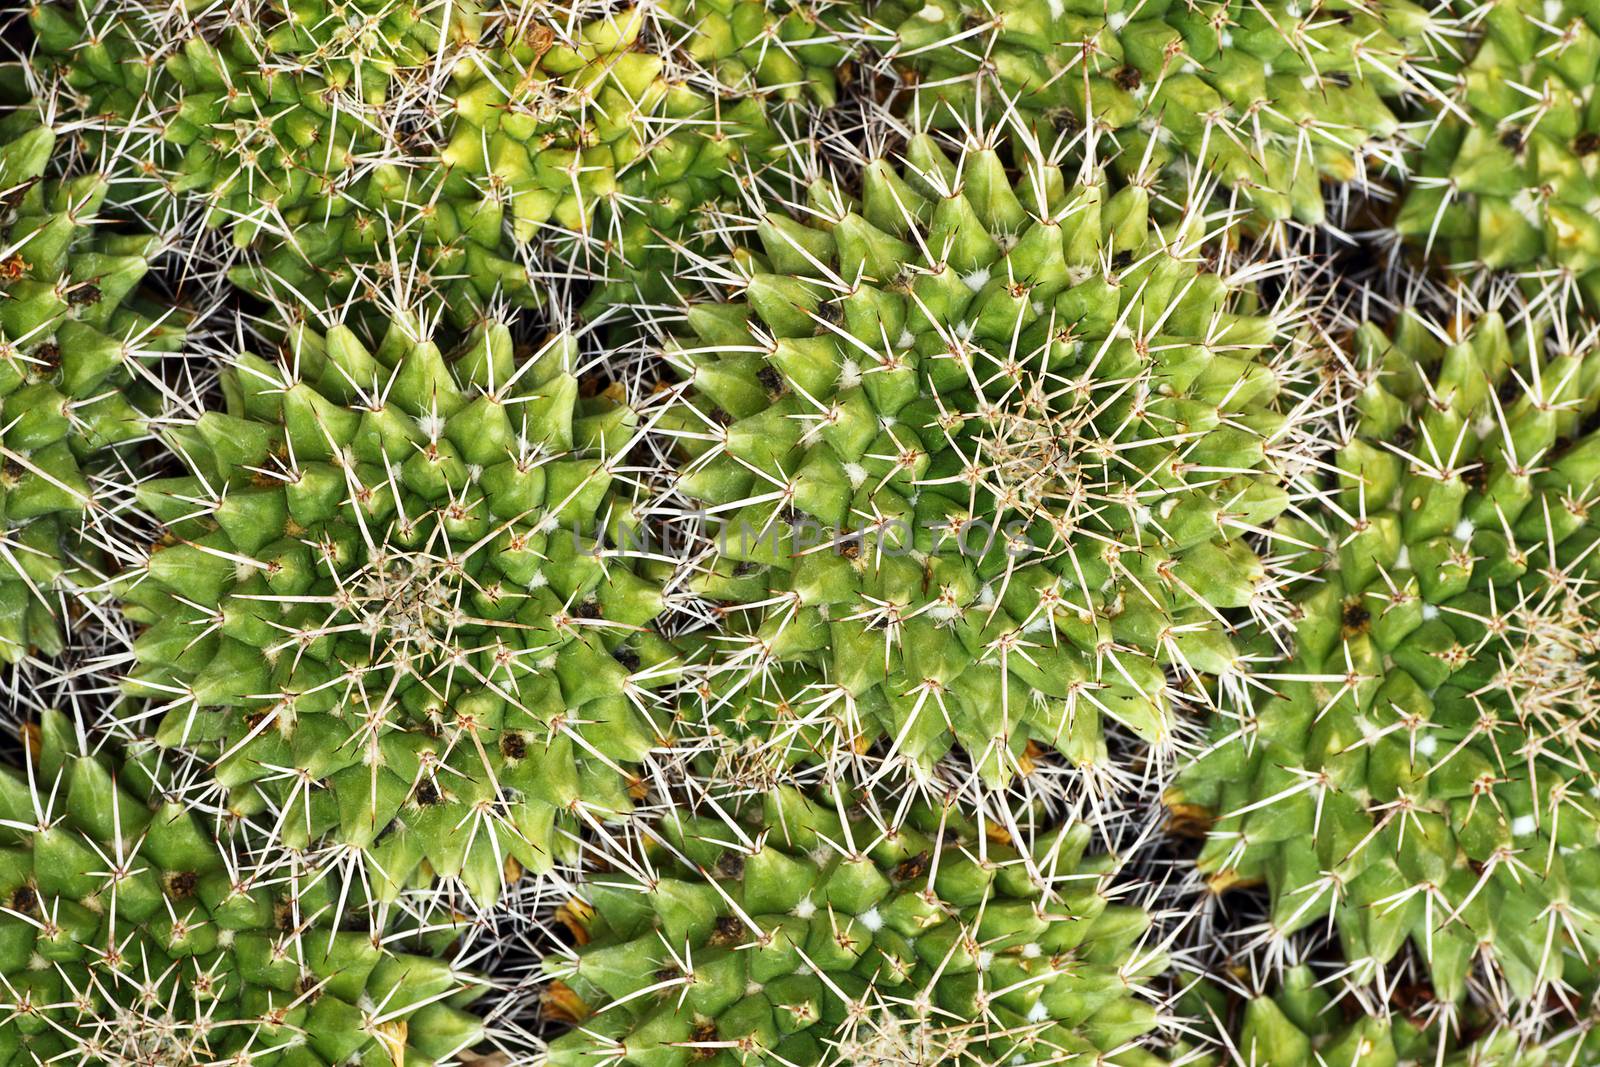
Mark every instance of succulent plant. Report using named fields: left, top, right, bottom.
left=31, top=0, right=809, bottom=327
left=1168, top=302, right=1600, bottom=1006
left=114, top=312, right=680, bottom=907
left=449, top=3, right=791, bottom=321
left=864, top=0, right=1449, bottom=226
left=0, top=111, right=186, bottom=667
left=1181, top=965, right=1558, bottom=1067
left=0, top=707, right=489, bottom=1066
left=542, top=784, right=1169, bottom=1067
left=656, top=124, right=1325, bottom=792
left=32, top=0, right=537, bottom=324
left=1394, top=0, right=1600, bottom=307
left=18, top=0, right=1600, bottom=1056
left=656, top=0, right=856, bottom=108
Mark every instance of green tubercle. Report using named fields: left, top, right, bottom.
left=1170, top=304, right=1600, bottom=1005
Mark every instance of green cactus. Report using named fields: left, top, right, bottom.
left=0, top=708, right=489, bottom=1066
left=115, top=312, right=680, bottom=907
left=0, top=112, right=186, bottom=666
left=1181, top=966, right=1565, bottom=1067
left=32, top=0, right=797, bottom=327
left=1395, top=0, right=1600, bottom=307
left=659, top=127, right=1316, bottom=790
left=443, top=3, right=790, bottom=320
left=543, top=784, right=1169, bottom=1067
left=656, top=0, right=856, bottom=107
left=867, top=0, right=1449, bottom=226
left=1169, top=304, right=1600, bottom=1005
left=34, top=0, right=533, bottom=324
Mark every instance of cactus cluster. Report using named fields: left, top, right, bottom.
left=4, top=0, right=1600, bottom=1065
left=544, top=785, right=1169, bottom=1067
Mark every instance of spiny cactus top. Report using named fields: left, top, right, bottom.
left=0, top=112, right=184, bottom=666
left=1169, top=305, right=1600, bottom=1005
left=0, top=709, right=488, bottom=1066
left=664, top=129, right=1319, bottom=790
left=543, top=785, right=1167, bottom=1067
left=32, top=1, right=789, bottom=325
left=118, top=314, right=677, bottom=906
left=869, top=0, right=1446, bottom=225
left=455, top=3, right=787, bottom=319
left=1396, top=0, right=1600, bottom=307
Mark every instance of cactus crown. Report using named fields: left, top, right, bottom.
left=659, top=124, right=1326, bottom=793
left=117, top=313, right=678, bottom=905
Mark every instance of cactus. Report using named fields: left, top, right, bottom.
left=657, top=0, right=856, bottom=107
left=1169, top=301, right=1600, bottom=1006
left=0, top=708, right=489, bottom=1066
left=34, top=0, right=533, bottom=323
left=1395, top=0, right=1600, bottom=307
left=31, top=0, right=808, bottom=327
left=658, top=125, right=1324, bottom=791
left=865, top=0, right=1451, bottom=226
left=1182, top=965, right=1563, bottom=1067
left=114, top=312, right=679, bottom=907
left=542, top=784, right=1169, bottom=1067
left=0, top=111, right=186, bottom=666
left=13, top=0, right=1600, bottom=1057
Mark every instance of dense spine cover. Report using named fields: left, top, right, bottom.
left=867, top=0, right=1447, bottom=226
left=543, top=786, right=1169, bottom=1067
left=1396, top=0, right=1600, bottom=306
left=117, top=314, right=677, bottom=906
left=6, top=1, right=1600, bottom=1065
left=1170, top=304, right=1600, bottom=1004
left=0, top=709, right=488, bottom=1066
left=661, top=127, right=1322, bottom=791
left=0, top=113, right=185, bottom=666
